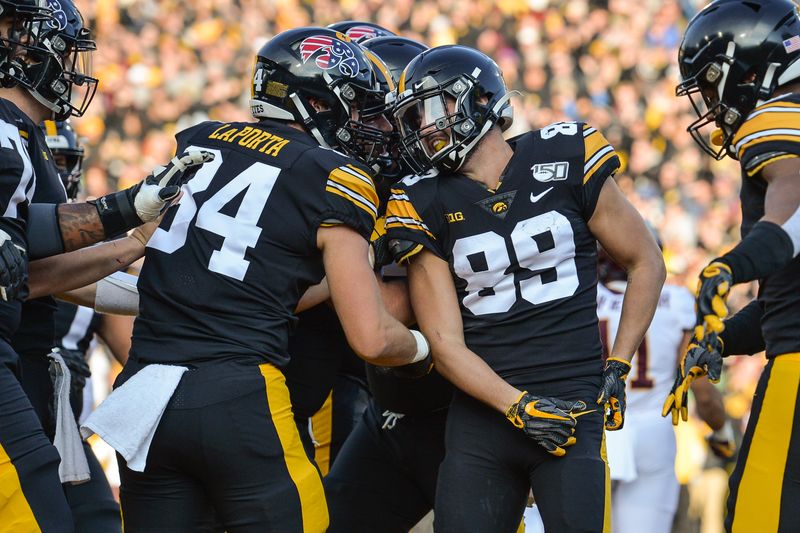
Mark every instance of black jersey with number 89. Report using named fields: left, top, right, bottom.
left=131, top=120, right=377, bottom=368
left=386, top=123, right=619, bottom=386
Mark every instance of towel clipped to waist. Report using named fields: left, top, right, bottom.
left=81, top=364, right=188, bottom=472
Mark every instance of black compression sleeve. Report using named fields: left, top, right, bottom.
left=26, top=204, right=65, bottom=259
left=718, top=221, right=794, bottom=284
left=719, top=299, right=765, bottom=357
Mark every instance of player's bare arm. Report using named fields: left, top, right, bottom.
left=97, top=313, right=134, bottom=366
left=589, top=178, right=666, bottom=362
left=407, top=247, right=522, bottom=413
left=27, top=218, right=158, bottom=300
left=318, top=224, right=425, bottom=366
left=762, top=156, right=800, bottom=230
left=56, top=202, right=107, bottom=251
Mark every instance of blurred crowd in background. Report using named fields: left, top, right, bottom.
left=73, top=1, right=763, bottom=530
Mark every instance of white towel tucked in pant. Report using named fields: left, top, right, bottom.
left=49, top=349, right=91, bottom=483
left=80, top=364, right=188, bottom=472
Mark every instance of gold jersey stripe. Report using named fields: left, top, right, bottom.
left=731, top=353, right=800, bottom=533
left=371, top=215, right=387, bottom=242
left=396, top=242, right=423, bottom=265
left=583, top=129, right=613, bottom=165
left=326, top=185, right=377, bottom=222
left=736, top=133, right=800, bottom=161
left=733, top=110, right=800, bottom=149
left=328, top=168, right=378, bottom=213
left=583, top=150, right=617, bottom=185
left=746, top=153, right=800, bottom=177
left=44, top=120, right=57, bottom=137
left=259, top=363, right=329, bottom=532
left=386, top=198, right=435, bottom=239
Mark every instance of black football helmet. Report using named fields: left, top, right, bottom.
left=362, top=36, right=429, bottom=179
left=0, top=0, right=56, bottom=90
left=41, top=119, right=83, bottom=200
left=250, top=27, right=387, bottom=168
left=393, top=45, right=515, bottom=174
left=23, top=0, right=98, bottom=120
left=678, top=0, right=800, bottom=159
left=327, top=21, right=394, bottom=43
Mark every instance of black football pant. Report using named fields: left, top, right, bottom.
left=725, top=353, right=800, bottom=533
left=0, top=341, right=73, bottom=533
left=117, top=361, right=327, bottom=533
left=435, top=382, right=609, bottom=533
left=295, top=373, right=369, bottom=474
left=18, top=351, right=121, bottom=532
left=324, top=399, right=447, bottom=533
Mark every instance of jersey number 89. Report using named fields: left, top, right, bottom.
left=453, top=211, right=579, bottom=315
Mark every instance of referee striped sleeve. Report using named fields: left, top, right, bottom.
left=583, top=124, right=619, bottom=185
left=325, top=165, right=378, bottom=221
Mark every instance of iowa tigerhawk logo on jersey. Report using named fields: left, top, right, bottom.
left=475, top=190, right=517, bottom=220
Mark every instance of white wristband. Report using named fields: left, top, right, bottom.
left=410, top=330, right=430, bottom=363
left=95, top=271, right=140, bottom=315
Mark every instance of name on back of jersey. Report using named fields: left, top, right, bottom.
left=207, top=123, right=290, bottom=156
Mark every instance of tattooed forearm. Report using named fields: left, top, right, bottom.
left=57, top=203, right=106, bottom=251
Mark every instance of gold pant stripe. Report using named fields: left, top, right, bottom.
left=0, top=444, right=41, bottom=533
left=732, top=353, right=800, bottom=533
left=260, top=364, right=329, bottom=533
left=601, top=430, right=611, bottom=533
left=310, top=391, right=333, bottom=477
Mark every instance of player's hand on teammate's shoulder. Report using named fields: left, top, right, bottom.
left=662, top=335, right=724, bottom=425
left=128, top=150, right=215, bottom=223
left=505, top=392, right=590, bottom=457
left=596, top=357, right=631, bottom=431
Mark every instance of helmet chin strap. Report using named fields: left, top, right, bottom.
left=289, top=92, right=332, bottom=149
left=447, top=90, right=516, bottom=171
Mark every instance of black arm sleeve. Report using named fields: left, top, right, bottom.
left=719, top=299, right=765, bottom=357
left=26, top=203, right=65, bottom=259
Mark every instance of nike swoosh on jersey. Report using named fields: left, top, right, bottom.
left=530, top=187, right=554, bottom=203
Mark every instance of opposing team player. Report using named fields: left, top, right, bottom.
left=663, top=2, right=800, bottom=531
left=324, top=36, right=458, bottom=533
left=86, top=28, right=430, bottom=532
left=386, top=45, right=666, bottom=532
left=596, top=245, right=730, bottom=533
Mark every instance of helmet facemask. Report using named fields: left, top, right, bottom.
left=28, top=24, right=97, bottom=120
left=294, top=71, right=389, bottom=170
left=394, top=72, right=512, bottom=174
left=678, top=41, right=779, bottom=160
left=0, top=3, right=56, bottom=90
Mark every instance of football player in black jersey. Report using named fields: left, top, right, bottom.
left=43, top=119, right=130, bottom=533
left=323, top=35, right=458, bottom=533
left=0, top=2, right=206, bottom=530
left=386, top=46, right=666, bottom=532
left=663, top=2, right=800, bottom=531
left=103, top=28, right=430, bottom=532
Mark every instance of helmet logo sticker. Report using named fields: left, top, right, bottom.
left=345, top=26, right=381, bottom=40
left=300, top=36, right=360, bottom=78
left=784, top=35, right=800, bottom=53
left=46, top=0, right=68, bottom=30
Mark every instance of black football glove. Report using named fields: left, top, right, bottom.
left=92, top=150, right=215, bottom=238
left=695, top=261, right=733, bottom=342
left=707, top=420, right=736, bottom=460
left=0, top=229, right=26, bottom=301
left=662, top=335, right=724, bottom=425
left=597, top=358, right=631, bottom=431
left=506, top=393, right=587, bottom=457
